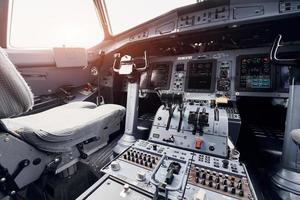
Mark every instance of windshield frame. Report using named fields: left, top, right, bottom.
left=102, top=0, right=197, bottom=37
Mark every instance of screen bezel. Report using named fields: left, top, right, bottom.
left=276, top=65, right=290, bottom=93
left=236, top=54, right=275, bottom=92
left=149, top=62, right=172, bottom=90
left=184, top=59, right=217, bottom=93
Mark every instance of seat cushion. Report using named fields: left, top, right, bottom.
left=2, top=102, right=125, bottom=147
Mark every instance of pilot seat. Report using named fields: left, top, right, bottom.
left=0, top=48, right=125, bottom=197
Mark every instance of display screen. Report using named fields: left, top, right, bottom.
left=150, top=63, right=171, bottom=89
left=239, top=56, right=272, bottom=90
left=185, top=60, right=216, bottom=92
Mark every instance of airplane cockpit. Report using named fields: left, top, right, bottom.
left=0, top=0, right=300, bottom=199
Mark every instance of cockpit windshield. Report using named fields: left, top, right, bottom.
left=104, top=0, right=196, bottom=35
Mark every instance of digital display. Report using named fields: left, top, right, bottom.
left=150, top=63, right=171, bottom=89
left=185, top=60, right=216, bottom=92
left=239, top=56, right=272, bottom=90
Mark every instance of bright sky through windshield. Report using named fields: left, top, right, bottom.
left=9, top=0, right=196, bottom=48
left=105, top=0, right=196, bottom=34
left=10, top=0, right=103, bottom=48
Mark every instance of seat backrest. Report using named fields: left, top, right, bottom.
left=0, top=48, right=34, bottom=118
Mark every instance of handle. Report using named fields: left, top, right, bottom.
left=112, top=53, right=121, bottom=73
left=135, top=51, right=148, bottom=72
left=112, top=51, right=148, bottom=74
left=150, top=155, right=188, bottom=192
left=270, top=34, right=297, bottom=65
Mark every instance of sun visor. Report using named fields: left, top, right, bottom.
left=53, top=47, right=88, bottom=68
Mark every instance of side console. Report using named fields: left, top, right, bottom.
left=149, top=98, right=229, bottom=158
left=77, top=140, right=257, bottom=200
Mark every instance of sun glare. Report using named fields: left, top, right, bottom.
left=9, top=0, right=103, bottom=48
left=105, top=0, right=196, bottom=34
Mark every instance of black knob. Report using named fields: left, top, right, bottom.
left=210, top=100, right=216, bottom=108
left=201, top=179, right=206, bottom=185
left=152, top=157, right=156, bottom=164
left=209, top=146, right=215, bottom=151
left=153, top=144, right=157, bottom=151
left=222, top=160, right=229, bottom=168
left=223, top=185, right=228, bottom=192
left=231, top=187, right=236, bottom=194
left=238, top=190, right=244, bottom=197
left=237, top=182, right=243, bottom=190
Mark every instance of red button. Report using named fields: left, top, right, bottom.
left=195, top=138, right=203, bottom=149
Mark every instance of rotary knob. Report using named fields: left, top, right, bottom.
left=136, top=171, right=146, bottom=181
left=111, top=161, right=120, bottom=171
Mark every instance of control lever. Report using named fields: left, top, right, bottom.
left=160, top=93, right=175, bottom=130
left=214, top=107, right=219, bottom=121
left=174, top=93, right=184, bottom=132
left=198, top=108, right=209, bottom=134
left=188, top=111, right=198, bottom=135
left=150, top=155, right=188, bottom=200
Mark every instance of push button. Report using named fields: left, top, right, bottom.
left=195, top=138, right=203, bottom=149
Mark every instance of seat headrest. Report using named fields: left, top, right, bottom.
left=0, top=48, right=34, bottom=118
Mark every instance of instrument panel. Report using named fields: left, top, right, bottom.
left=236, top=55, right=273, bottom=92
left=120, top=47, right=295, bottom=99
left=185, top=60, right=216, bottom=93
left=149, top=62, right=172, bottom=90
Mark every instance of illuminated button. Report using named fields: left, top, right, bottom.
left=195, top=138, right=203, bottom=149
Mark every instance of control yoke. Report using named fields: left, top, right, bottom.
left=113, top=51, right=148, bottom=75
left=112, top=51, right=149, bottom=154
